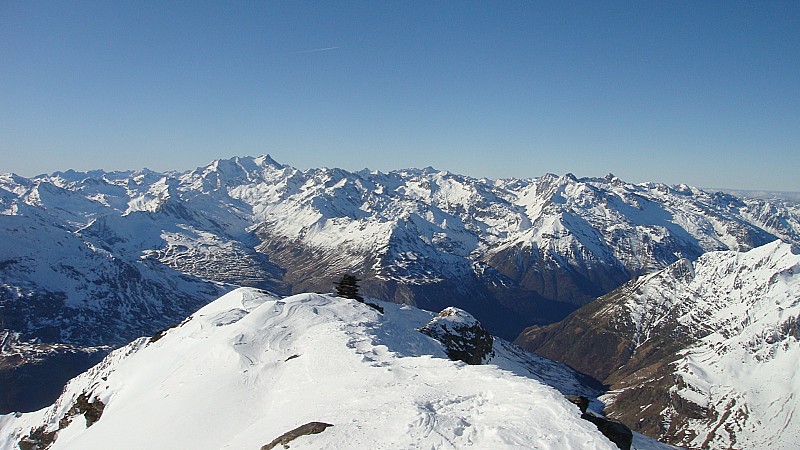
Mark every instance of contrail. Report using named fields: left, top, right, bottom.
left=295, top=46, right=340, bottom=54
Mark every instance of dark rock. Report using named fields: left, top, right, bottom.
left=418, top=307, right=494, bottom=365
left=70, top=393, right=105, bottom=427
left=260, top=421, right=334, bottom=450
left=568, top=395, right=632, bottom=450
left=18, top=425, right=58, bottom=450
left=567, top=395, right=590, bottom=414
left=148, top=315, right=193, bottom=344
left=17, top=392, right=105, bottom=450
left=581, top=413, right=633, bottom=450
left=363, top=301, right=384, bottom=313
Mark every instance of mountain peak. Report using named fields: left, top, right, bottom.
left=253, top=154, right=285, bottom=170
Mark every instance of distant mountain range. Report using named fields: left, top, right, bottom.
left=1, top=155, right=799, bottom=415
left=707, top=188, right=800, bottom=202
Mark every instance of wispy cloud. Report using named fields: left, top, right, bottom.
left=294, top=46, right=340, bottom=54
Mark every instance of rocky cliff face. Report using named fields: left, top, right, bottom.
left=516, top=241, right=800, bottom=449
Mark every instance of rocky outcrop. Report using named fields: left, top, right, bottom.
left=418, top=307, right=494, bottom=365
left=581, top=414, right=633, bottom=450
left=260, top=422, right=334, bottom=450
left=17, top=392, right=105, bottom=450
left=68, top=393, right=105, bottom=427
left=568, top=396, right=632, bottom=450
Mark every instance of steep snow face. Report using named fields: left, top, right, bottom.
left=516, top=241, right=800, bottom=448
left=620, top=240, right=799, bottom=347
left=0, top=289, right=618, bottom=450
left=656, top=241, right=800, bottom=449
left=600, top=242, right=800, bottom=449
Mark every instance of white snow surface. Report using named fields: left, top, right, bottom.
left=0, top=288, right=619, bottom=450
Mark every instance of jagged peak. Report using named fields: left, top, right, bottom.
left=49, top=168, right=109, bottom=182
left=539, top=173, right=560, bottom=181
left=390, top=166, right=442, bottom=178
left=0, top=173, right=35, bottom=190
left=699, top=238, right=797, bottom=267
left=562, top=172, right=578, bottom=182
left=253, top=154, right=286, bottom=169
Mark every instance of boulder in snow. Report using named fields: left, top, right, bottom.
left=418, top=307, right=494, bottom=365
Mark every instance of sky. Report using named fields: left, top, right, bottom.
left=1, top=1, right=798, bottom=191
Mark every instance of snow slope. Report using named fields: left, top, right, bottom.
left=519, top=241, right=800, bottom=449
left=656, top=241, right=800, bottom=449
left=0, top=288, right=619, bottom=450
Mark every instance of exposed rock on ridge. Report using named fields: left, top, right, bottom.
left=418, top=307, right=494, bottom=364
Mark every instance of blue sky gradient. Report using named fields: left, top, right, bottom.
left=2, top=1, right=798, bottom=191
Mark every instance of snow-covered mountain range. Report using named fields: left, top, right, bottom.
left=2, top=155, right=799, bottom=417
left=517, top=241, right=800, bottom=449
left=0, top=288, right=669, bottom=450
left=3, top=155, right=798, bottom=343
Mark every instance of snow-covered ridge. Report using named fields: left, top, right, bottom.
left=523, top=241, right=800, bottom=449
left=0, top=288, right=625, bottom=450
left=623, top=240, right=800, bottom=348
left=653, top=241, right=800, bottom=449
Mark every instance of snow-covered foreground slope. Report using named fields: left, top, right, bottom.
left=1, top=288, right=628, bottom=450
left=518, top=241, right=800, bottom=449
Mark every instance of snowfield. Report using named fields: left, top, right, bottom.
left=1, top=288, right=624, bottom=450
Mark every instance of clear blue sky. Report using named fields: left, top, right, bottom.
left=2, top=1, right=798, bottom=191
